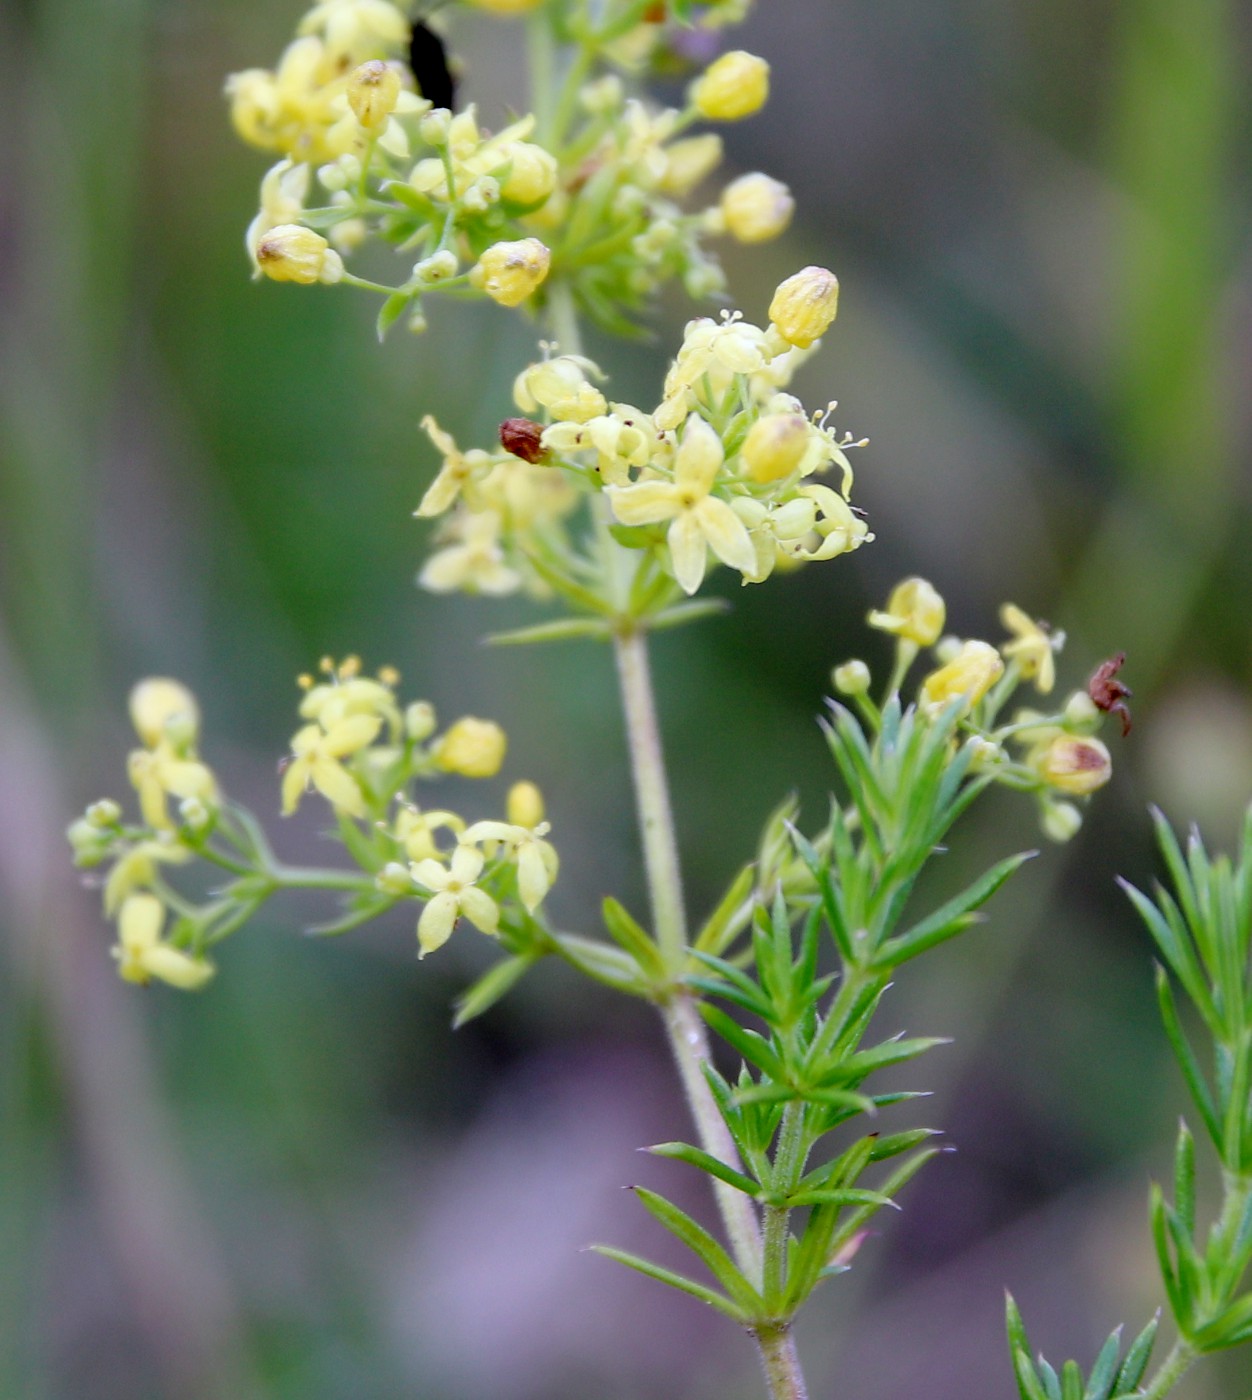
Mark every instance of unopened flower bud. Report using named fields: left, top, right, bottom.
left=833, top=661, right=871, bottom=697
left=661, top=134, right=724, bottom=195
left=254, top=225, right=344, bottom=285
left=87, top=799, right=123, bottom=828
left=178, top=796, right=213, bottom=832
left=1037, top=735, right=1112, bottom=796
left=499, top=143, right=558, bottom=206
left=405, top=701, right=437, bottom=741
left=769, top=266, right=839, bottom=348
left=691, top=51, right=770, bottom=121
left=1040, top=800, right=1084, bottom=843
left=720, top=173, right=794, bottom=243
left=414, top=250, right=458, bottom=283
left=741, top=413, right=810, bottom=483
left=1063, top=691, right=1101, bottom=732
left=471, top=238, right=551, bottom=307
left=499, top=417, right=548, bottom=464
left=507, top=780, right=545, bottom=829
left=435, top=718, right=507, bottom=778
left=420, top=108, right=451, bottom=145
left=377, top=861, right=416, bottom=896
left=130, top=679, right=199, bottom=749
left=67, top=817, right=111, bottom=866
left=348, top=60, right=402, bottom=130
left=580, top=75, right=624, bottom=113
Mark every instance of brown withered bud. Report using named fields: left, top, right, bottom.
left=499, top=417, right=548, bottom=464
left=1088, top=652, right=1133, bottom=737
left=643, top=2, right=666, bottom=20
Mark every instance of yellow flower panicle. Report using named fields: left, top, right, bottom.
left=691, top=51, right=770, bottom=122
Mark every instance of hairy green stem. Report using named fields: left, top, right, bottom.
left=763, top=1102, right=809, bottom=1302
left=614, top=627, right=688, bottom=964
left=754, top=1324, right=811, bottom=1400
left=1138, top=1338, right=1195, bottom=1400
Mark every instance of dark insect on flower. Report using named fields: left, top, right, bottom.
left=408, top=18, right=456, bottom=111
left=499, top=417, right=547, bottom=465
left=1088, top=652, right=1133, bottom=736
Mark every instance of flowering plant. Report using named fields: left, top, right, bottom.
left=66, top=3, right=1250, bottom=1397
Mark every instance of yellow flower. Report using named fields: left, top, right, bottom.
left=868, top=578, right=946, bottom=648
left=411, top=845, right=500, bottom=956
left=395, top=805, right=465, bottom=862
left=112, top=894, right=214, bottom=990
left=690, top=52, right=771, bottom=121
left=246, top=160, right=312, bottom=274
left=514, top=356, right=607, bottom=423
left=999, top=603, right=1058, bottom=695
left=281, top=713, right=381, bottom=817
left=769, top=266, right=839, bottom=349
left=720, top=173, right=794, bottom=243
left=463, top=819, right=558, bottom=913
left=1034, top=735, right=1112, bottom=796
left=416, top=416, right=498, bottom=517
left=791, top=484, right=870, bottom=561
left=298, top=666, right=401, bottom=737
left=607, top=415, right=757, bottom=595
left=435, top=718, right=508, bottom=778
left=297, top=0, right=410, bottom=61
left=226, top=36, right=355, bottom=163
left=127, top=748, right=217, bottom=831
left=130, top=678, right=200, bottom=748
left=103, top=837, right=191, bottom=917
left=659, top=134, right=724, bottom=195
left=920, top=640, right=1005, bottom=714
left=347, top=59, right=402, bottom=129
left=419, top=509, right=522, bottom=596
left=254, top=224, right=344, bottom=284
left=464, top=0, right=545, bottom=12
left=470, top=238, right=551, bottom=307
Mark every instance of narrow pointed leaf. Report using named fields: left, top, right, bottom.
left=631, top=1187, right=763, bottom=1312
left=453, top=954, right=535, bottom=1027
left=589, top=1246, right=746, bottom=1321
left=646, top=1142, right=760, bottom=1197
left=1113, top=1314, right=1158, bottom=1392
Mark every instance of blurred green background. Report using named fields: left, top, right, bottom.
left=2, top=1, right=1251, bottom=1396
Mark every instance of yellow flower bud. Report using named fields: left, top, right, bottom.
left=254, top=224, right=344, bottom=284
left=720, top=173, right=794, bottom=243
left=406, top=700, right=437, bottom=740
left=921, top=640, right=1004, bottom=713
left=435, top=718, right=507, bottom=778
left=868, top=578, right=946, bottom=648
left=1040, top=800, right=1083, bottom=843
left=507, top=780, right=545, bottom=829
left=498, top=141, right=559, bottom=206
left=691, top=51, right=771, bottom=122
left=660, top=135, right=724, bottom=195
left=87, top=799, right=123, bottom=827
left=769, top=266, right=840, bottom=349
left=741, top=413, right=810, bottom=483
left=130, top=679, right=200, bottom=749
left=1036, top=735, right=1112, bottom=796
left=348, top=60, right=402, bottom=130
left=471, top=238, right=551, bottom=307
left=833, top=661, right=872, bottom=696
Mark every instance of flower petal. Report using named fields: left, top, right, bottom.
left=696, top=497, right=758, bottom=576
left=418, top=892, right=458, bottom=956
left=458, top=886, right=500, bottom=936
left=607, top=482, right=681, bottom=527
left=667, top=513, right=708, bottom=595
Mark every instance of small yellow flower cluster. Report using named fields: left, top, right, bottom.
left=415, top=271, right=869, bottom=601
left=227, top=5, right=792, bottom=329
left=851, top=579, right=1114, bottom=840
left=67, top=679, right=219, bottom=989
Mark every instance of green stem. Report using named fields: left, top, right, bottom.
left=527, top=10, right=558, bottom=145
left=268, top=865, right=376, bottom=893
left=763, top=1102, right=809, bottom=1303
left=754, top=1324, right=811, bottom=1400
left=1138, top=1338, right=1196, bottom=1400
left=661, top=992, right=763, bottom=1281
left=614, top=626, right=687, bottom=964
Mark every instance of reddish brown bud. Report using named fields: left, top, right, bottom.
left=499, top=417, right=547, bottom=464
left=1088, top=652, right=1133, bottom=736
left=643, top=2, right=666, bottom=21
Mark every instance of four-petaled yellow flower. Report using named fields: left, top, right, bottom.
left=127, top=747, right=217, bottom=831
left=463, top=819, right=558, bottom=913
left=868, top=578, right=946, bottom=648
left=416, top=416, right=496, bottom=517
left=607, top=415, right=756, bottom=595
left=112, top=894, right=215, bottom=990
left=282, top=713, right=381, bottom=817
left=411, top=844, right=500, bottom=956
left=920, top=640, right=1004, bottom=714
left=395, top=804, right=465, bottom=861
left=1000, top=603, right=1057, bottom=695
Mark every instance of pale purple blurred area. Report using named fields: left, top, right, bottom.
left=2, top=0, right=1251, bottom=1396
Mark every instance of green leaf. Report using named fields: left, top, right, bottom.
left=1190, top=1292, right=1252, bottom=1352
left=874, top=851, right=1035, bottom=968
left=645, top=1141, right=760, bottom=1197
left=1174, top=1120, right=1196, bottom=1236
left=1121, top=878, right=1216, bottom=1027
left=700, top=1004, right=787, bottom=1080
left=452, top=954, right=535, bottom=1027
left=552, top=933, right=649, bottom=994
left=649, top=599, right=730, bottom=632
left=1153, top=966, right=1222, bottom=1149
left=1061, top=1359, right=1083, bottom=1400
left=1006, top=1293, right=1033, bottom=1370
left=1082, top=1327, right=1122, bottom=1400
left=589, top=1246, right=746, bottom=1322
left=1150, top=1185, right=1187, bottom=1326
left=375, top=291, right=412, bottom=342
left=1012, top=1348, right=1050, bottom=1400
left=694, top=868, right=756, bottom=957
left=305, top=894, right=397, bottom=937
left=601, top=897, right=666, bottom=980
left=1113, top=1314, right=1158, bottom=1393
left=484, top=618, right=613, bottom=646
left=782, top=1187, right=896, bottom=1210
left=630, top=1187, right=763, bottom=1312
